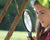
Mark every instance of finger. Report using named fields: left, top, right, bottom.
left=32, top=36, right=37, bottom=40
left=27, top=37, right=31, bottom=40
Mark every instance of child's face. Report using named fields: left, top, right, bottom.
left=34, top=3, right=50, bottom=27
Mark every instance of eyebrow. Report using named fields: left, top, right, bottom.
left=39, top=10, right=45, bottom=12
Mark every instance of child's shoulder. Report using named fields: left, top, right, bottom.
left=43, top=32, right=50, bottom=40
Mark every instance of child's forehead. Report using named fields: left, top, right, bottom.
left=34, top=4, right=46, bottom=9
left=34, top=4, right=49, bottom=12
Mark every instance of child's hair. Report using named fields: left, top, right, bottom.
left=34, top=1, right=50, bottom=40
left=34, top=0, right=40, bottom=5
left=36, top=20, right=45, bottom=40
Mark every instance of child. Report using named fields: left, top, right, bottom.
left=27, top=1, right=50, bottom=40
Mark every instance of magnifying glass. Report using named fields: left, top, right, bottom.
left=22, top=9, right=34, bottom=40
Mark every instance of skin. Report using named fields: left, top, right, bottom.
left=34, top=3, right=50, bottom=27
left=27, top=2, right=50, bottom=40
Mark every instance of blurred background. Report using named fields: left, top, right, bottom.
left=0, top=0, right=49, bottom=40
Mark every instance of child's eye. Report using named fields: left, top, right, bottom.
left=41, top=13, right=44, bottom=14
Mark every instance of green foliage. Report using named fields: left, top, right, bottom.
left=38, top=0, right=49, bottom=8
left=0, top=0, right=25, bottom=31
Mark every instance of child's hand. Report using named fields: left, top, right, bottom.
left=27, top=36, right=37, bottom=40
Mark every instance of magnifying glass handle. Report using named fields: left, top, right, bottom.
left=28, top=32, right=34, bottom=40
left=29, top=36, right=34, bottom=40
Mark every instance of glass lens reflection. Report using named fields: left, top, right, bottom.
left=24, top=11, right=32, bottom=32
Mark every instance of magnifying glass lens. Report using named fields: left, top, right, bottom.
left=24, top=11, right=32, bottom=32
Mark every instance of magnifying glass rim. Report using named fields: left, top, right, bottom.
left=22, top=9, right=33, bottom=32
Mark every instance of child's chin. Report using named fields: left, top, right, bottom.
left=42, top=24, right=47, bottom=27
